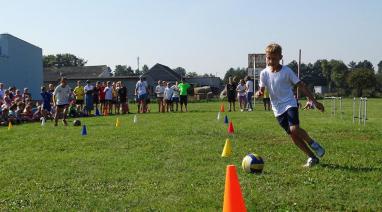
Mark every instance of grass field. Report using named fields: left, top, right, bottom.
left=1, top=99, right=381, bottom=211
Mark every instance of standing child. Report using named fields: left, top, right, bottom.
left=226, top=77, right=237, bottom=112
left=245, top=76, right=254, bottom=111
left=104, top=81, right=113, bottom=115
left=118, top=81, right=129, bottom=114
left=171, top=81, right=180, bottom=112
left=40, top=86, right=53, bottom=119
left=236, top=79, right=247, bottom=112
left=164, top=82, right=174, bottom=112
left=256, top=43, right=325, bottom=167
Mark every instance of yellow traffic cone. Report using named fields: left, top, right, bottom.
left=221, top=138, right=232, bottom=157
left=8, top=122, right=13, bottom=130
left=115, top=118, right=121, bottom=128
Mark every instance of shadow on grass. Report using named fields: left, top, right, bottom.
left=320, top=163, right=382, bottom=173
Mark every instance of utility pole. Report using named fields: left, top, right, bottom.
left=137, top=56, right=140, bottom=71
left=297, top=49, right=301, bottom=99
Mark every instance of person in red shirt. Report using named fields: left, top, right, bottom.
left=98, top=81, right=106, bottom=113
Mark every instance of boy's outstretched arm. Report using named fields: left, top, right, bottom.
left=255, top=87, right=265, bottom=98
left=296, top=81, right=324, bottom=112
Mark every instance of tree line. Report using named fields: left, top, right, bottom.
left=43, top=54, right=382, bottom=96
left=43, top=54, right=216, bottom=78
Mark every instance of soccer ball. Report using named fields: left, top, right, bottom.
left=73, top=119, right=81, bottom=126
left=242, top=153, right=264, bottom=174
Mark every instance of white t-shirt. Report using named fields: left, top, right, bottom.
left=84, top=85, right=94, bottom=93
left=164, top=87, right=174, bottom=100
left=155, top=85, right=165, bottom=98
left=53, top=84, right=71, bottom=105
left=104, top=86, right=113, bottom=100
left=135, top=80, right=147, bottom=95
left=259, top=65, right=301, bottom=117
left=236, top=84, right=246, bottom=97
left=246, top=80, right=254, bottom=93
left=171, top=85, right=179, bottom=98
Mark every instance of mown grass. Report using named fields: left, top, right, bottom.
left=0, top=99, right=381, bottom=211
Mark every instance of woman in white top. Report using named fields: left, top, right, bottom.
left=236, top=79, right=247, bottom=112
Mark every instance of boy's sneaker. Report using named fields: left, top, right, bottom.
left=303, top=157, right=319, bottom=168
left=310, top=141, right=325, bottom=158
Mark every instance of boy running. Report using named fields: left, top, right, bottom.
left=256, top=43, right=325, bottom=167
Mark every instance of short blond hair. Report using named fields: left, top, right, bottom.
left=265, top=43, right=282, bottom=55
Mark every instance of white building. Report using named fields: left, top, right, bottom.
left=0, top=33, right=43, bottom=99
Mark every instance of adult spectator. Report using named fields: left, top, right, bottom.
left=135, top=76, right=148, bottom=113
left=53, top=77, right=71, bottom=126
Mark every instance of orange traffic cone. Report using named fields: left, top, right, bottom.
left=223, top=165, right=247, bottom=212
left=220, top=103, right=225, bottom=112
left=228, top=121, right=234, bottom=134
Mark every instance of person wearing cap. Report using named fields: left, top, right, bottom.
left=53, top=77, right=71, bottom=126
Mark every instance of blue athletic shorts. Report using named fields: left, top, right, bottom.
left=276, top=107, right=299, bottom=134
left=138, top=93, right=147, bottom=101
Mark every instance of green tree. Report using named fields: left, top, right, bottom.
left=378, top=61, right=382, bottom=74
left=320, top=60, right=333, bottom=92
left=348, top=61, right=357, bottom=69
left=174, top=67, right=187, bottom=77
left=347, top=68, right=376, bottom=96
left=126, top=66, right=134, bottom=75
left=114, top=65, right=129, bottom=76
left=355, top=60, right=374, bottom=71
left=330, top=60, right=349, bottom=95
left=135, top=69, right=143, bottom=76
left=223, top=67, right=247, bottom=83
left=376, top=73, right=382, bottom=92
left=142, top=65, right=150, bottom=74
left=186, top=72, right=199, bottom=77
left=43, top=54, right=87, bottom=68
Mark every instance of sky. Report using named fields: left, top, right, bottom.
left=1, top=0, right=381, bottom=77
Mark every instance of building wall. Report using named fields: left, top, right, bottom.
left=0, top=34, right=43, bottom=99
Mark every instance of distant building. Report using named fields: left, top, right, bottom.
left=44, top=65, right=112, bottom=85
left=0, top=33, right=43, bottom=99
left=143, top=63, right=222, bottom=90
left=143, top=63, right=182, bottom=87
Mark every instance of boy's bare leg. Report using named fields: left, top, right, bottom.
left=54, top=107, right=62, bottom=126
left=62, top=107, right=68, bottom=126
left=295, top=127, right=314, bottom=145
left=290, top=125, right=315, bottom=158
